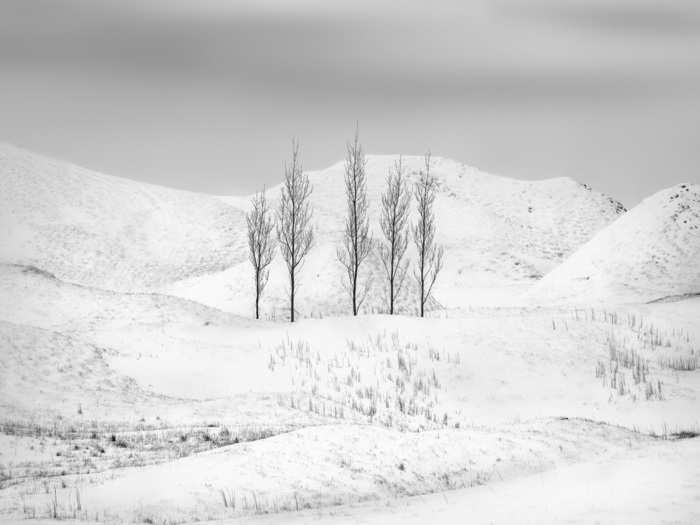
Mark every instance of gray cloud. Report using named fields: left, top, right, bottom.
left=1, top=0, right=699, bottom=206
left=500, top=0, right=700, bottom=36
left=3, top=0, right=698, bottom=101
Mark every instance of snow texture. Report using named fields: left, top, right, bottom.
left=1, top=144, right=699, bottom=524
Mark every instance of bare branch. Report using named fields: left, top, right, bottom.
left=276, top=139, right=314, bottom=322
left=378, top=156, right=411, bottom=314
left=412, top=151, right=444, bottom=317
left=337, top=123, right=372, bottom=315
left=246, top=189, right=275, bottom=319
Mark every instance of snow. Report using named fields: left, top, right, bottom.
left=178, top=154, right=625, bottom=316
left=0, top=143, right=246, bottom=291
left=1, top=145, right=698, bottom=523
left=0, top=419, right=661, bottom=524
left=529, top=183, right=700, bottom=305
left=234, top=436, right=700, bottom=525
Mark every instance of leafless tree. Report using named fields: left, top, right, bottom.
left=412, top=152, right=444, bottom=317
left=246, top=190, right=275, bottom=320
left=276, top=139, right=314, bottom=322
left=378, top=156, right=411, bottom=314
left=337, top=125, right=372, bottom=315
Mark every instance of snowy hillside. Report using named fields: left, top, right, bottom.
left=2, top=146, right=700, bottom=524
left=173, top=155, right=626, bottom=316
left=529, top=183, right=700, bottom=304
left=0, top=143, right=247, bottom=291
left=0, top=144, right=624, bottom=315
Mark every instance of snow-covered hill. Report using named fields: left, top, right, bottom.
left=175, top=155, right=626, bottom=316
left=3, top=145, right=700, bottom=524
left=0, top=143, right=247, bottom=291
left=0, top=143, right=624, bottom=316
left=529, top=183, right=700, bottom=304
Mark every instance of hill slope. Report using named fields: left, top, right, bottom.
left=0, top=144, right=624, bottom=314
left=529, top=183, right=700, bottom=304
left=0, top=143, right=246, bottom=291
left=177, top=155, right=625, bottom=314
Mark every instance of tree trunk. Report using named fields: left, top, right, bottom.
left=352, top=265, right=357, bottom=315
left=255, top=273, right=260, bottom=320
left=420, top=260, right=425, bottom=318
left=352, top=194, right=359, bottom=316
left=389, top=273, right=394, bottom=315
left=389, top=235, right=393, bottom=315
left=290, top=270, right=295, bottom=323
left=420, top=283, right=424, bottom=317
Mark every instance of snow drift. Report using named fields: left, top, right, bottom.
left=529, top=183, right=700, bottom=304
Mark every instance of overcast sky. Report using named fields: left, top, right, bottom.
left=2, top=0, right=699, bottom=206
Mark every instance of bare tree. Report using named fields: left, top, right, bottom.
left=276, top=139, right=314, bottom=322
left=246, top=190, right=275, bottom=320
left=337, top=125, right=372, bottom=315
left=378, top=156, right=411, bottom=314
left=412, top=152, right=444, bottom=317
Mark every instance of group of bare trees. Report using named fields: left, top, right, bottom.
left=376, top=153, right=444, bottom=316
left=245, top=130, right=443, bottom=322
left=246, top=139, right=314, bottom=322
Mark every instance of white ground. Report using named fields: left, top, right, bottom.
left=1, top=145, right=699, bottom=524
left=234, top=436, right=700, bottom=525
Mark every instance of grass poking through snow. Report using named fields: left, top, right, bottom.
left=269, top=332, right=462, bottom=431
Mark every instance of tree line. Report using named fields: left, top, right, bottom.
left=246, top=128, right=443, bottom=322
